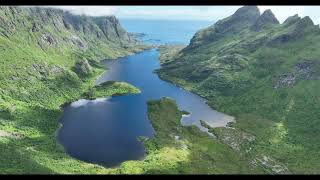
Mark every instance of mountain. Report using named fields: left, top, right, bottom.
left=0, top=6, right=147, bottom=174
left=251, top=9, right=279, bottom=31
left=158, top=6, right=320, bottom=173
left=0, top=6, right=148, bottom=105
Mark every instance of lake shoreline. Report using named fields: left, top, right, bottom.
left=54, top=47, right=148, bottom=170
left=155, top=46, right=235, bottom=128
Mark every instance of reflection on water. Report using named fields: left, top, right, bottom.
left=58, top=49, right=234, bottom=167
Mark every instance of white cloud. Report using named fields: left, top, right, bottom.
left=48, top=6, right=117, bottom=16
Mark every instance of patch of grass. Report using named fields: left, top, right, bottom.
left=132, top=98, right=263, bottom=174
left=87, top=81, right=141, bottom=99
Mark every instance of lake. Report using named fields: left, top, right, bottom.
left=57, top=19, right=234, bottom=167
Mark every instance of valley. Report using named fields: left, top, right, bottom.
left=0, top=5, right=319, bottom=174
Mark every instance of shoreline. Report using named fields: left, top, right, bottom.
left=55, top=45, right=233, bottom=171
left=154, top=47, right=236, bottom=129
left=54, top=48, right=148, bottom=170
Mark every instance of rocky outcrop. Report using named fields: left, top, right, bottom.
left=274, top=60, right=319, bottom=88
left=93, top=16, right=131, bottom=43
left=295, top=61, right=313, bottom=79
left=26, top=63, right=65, bottom=80
left=187, top=6, right=261, bottom=49
left=0, top=6, right=135, bottom=52
left=214, top=6, right=260, bottom=33
left=268, top=16, right=318, bottom=46
left=74, top=59, right=92, bottom=76
left=187, top=6, right=319, bottom=51
left=40, top=33, right=57, bottom=45
left=0, top=130, right=21, bottom=139
left=274, top=74, right=296, bottom=88
left=252, top=9, right=279, bottom=31
left=283, top=14, right=301, bottom=27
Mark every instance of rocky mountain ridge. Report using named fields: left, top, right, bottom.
left=157, top=6, right=320, bottom=173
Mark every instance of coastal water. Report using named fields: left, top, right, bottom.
left=58, top=19, right=233, bottom=167
left=120, top=19, right=213, bottom=45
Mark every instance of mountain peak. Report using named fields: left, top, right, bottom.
left=252, top=9, right=279, bottom=31
left=261, top=9, right=278, bottom=21
left=214, top=6, right=260, bottom=33
left=283, top=14, right=301, bottom=26
left=301, top=16, right=314, bottom=26
left=233, top=6, right=260, bottom=22
left=283, top=14, right=315, bottom=31
left=187, top=6, right=261, bottom=49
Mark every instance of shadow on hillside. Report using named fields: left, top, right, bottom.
left=14, top=105, right=61, bottom=136
left=0, top=140, right=55, bottom=174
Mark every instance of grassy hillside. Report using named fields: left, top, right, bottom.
left=0, top=6, right=147, bottom=174
left=110, top=97, right=264, bottom=174
left=158, top=6, right=320, bottom=174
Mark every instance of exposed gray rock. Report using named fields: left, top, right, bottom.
left=268, top=15, right=318, bottom=47
left=74, top=59, right=92, bottom=76
left=10, top=75, right=19, bottom=81
left=69, top=35, right=87, bottom=50
left=283, top=14, right=301, bottom=27
left=187, top=6, right=261, bottom=49
left=0, top=130, right=21, bottom=139
left=252, top=9, right=279, bottom=31
left=295, top=61, right=313, bottom=79
left=215, top=6, right=260, bottom=33
left=254, top=155, right=291, bottom=174
left=40, top=33, right=56, bottom=45
left=214, top=127, right=255, bottom=152
left=275, top=74, right=296, bottom=88
left=31, top=23, right=40, bottom=32
left=0, top=6, right=134, bottom=53
left=30, top=63, right=50, bottom=79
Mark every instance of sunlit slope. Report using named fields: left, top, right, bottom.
left=0, top=6, right=146, bottom=174
left=158, top=6, right=320, bottom=173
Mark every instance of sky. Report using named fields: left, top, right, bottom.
left=48, top=6, right=320, bottom=24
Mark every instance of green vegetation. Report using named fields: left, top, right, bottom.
left=0, top=6, right=145, bottom=174
left=111, top=97, right=264, bottom=174
left=0, top=70, right=140, bottom=174
left=1, top=5, right=319, bottom=174
left=157, top=45, right=185, bottom=64
left=87, top=81, right=141, bottom=99
left=158, top=6, right=320, bottom=174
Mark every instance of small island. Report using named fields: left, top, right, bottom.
left=86, top=81, right=141, bottom=100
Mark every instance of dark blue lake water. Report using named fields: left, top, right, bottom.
left=58, top=20, right=233, bottom=168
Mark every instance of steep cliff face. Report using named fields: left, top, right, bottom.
left=0, top=6, right=148, bottom=174
left=251, top=9, right=279, bottom=31
left=158, top=6, right=320, bottom=173
left=187, top=6, right=260, bottom=49
left=0, top=6, right=146, bottom=107
left=0, top=6, right=137, bottom=54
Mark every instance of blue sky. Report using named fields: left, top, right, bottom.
left=49, top=6, right=320, bottom=24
